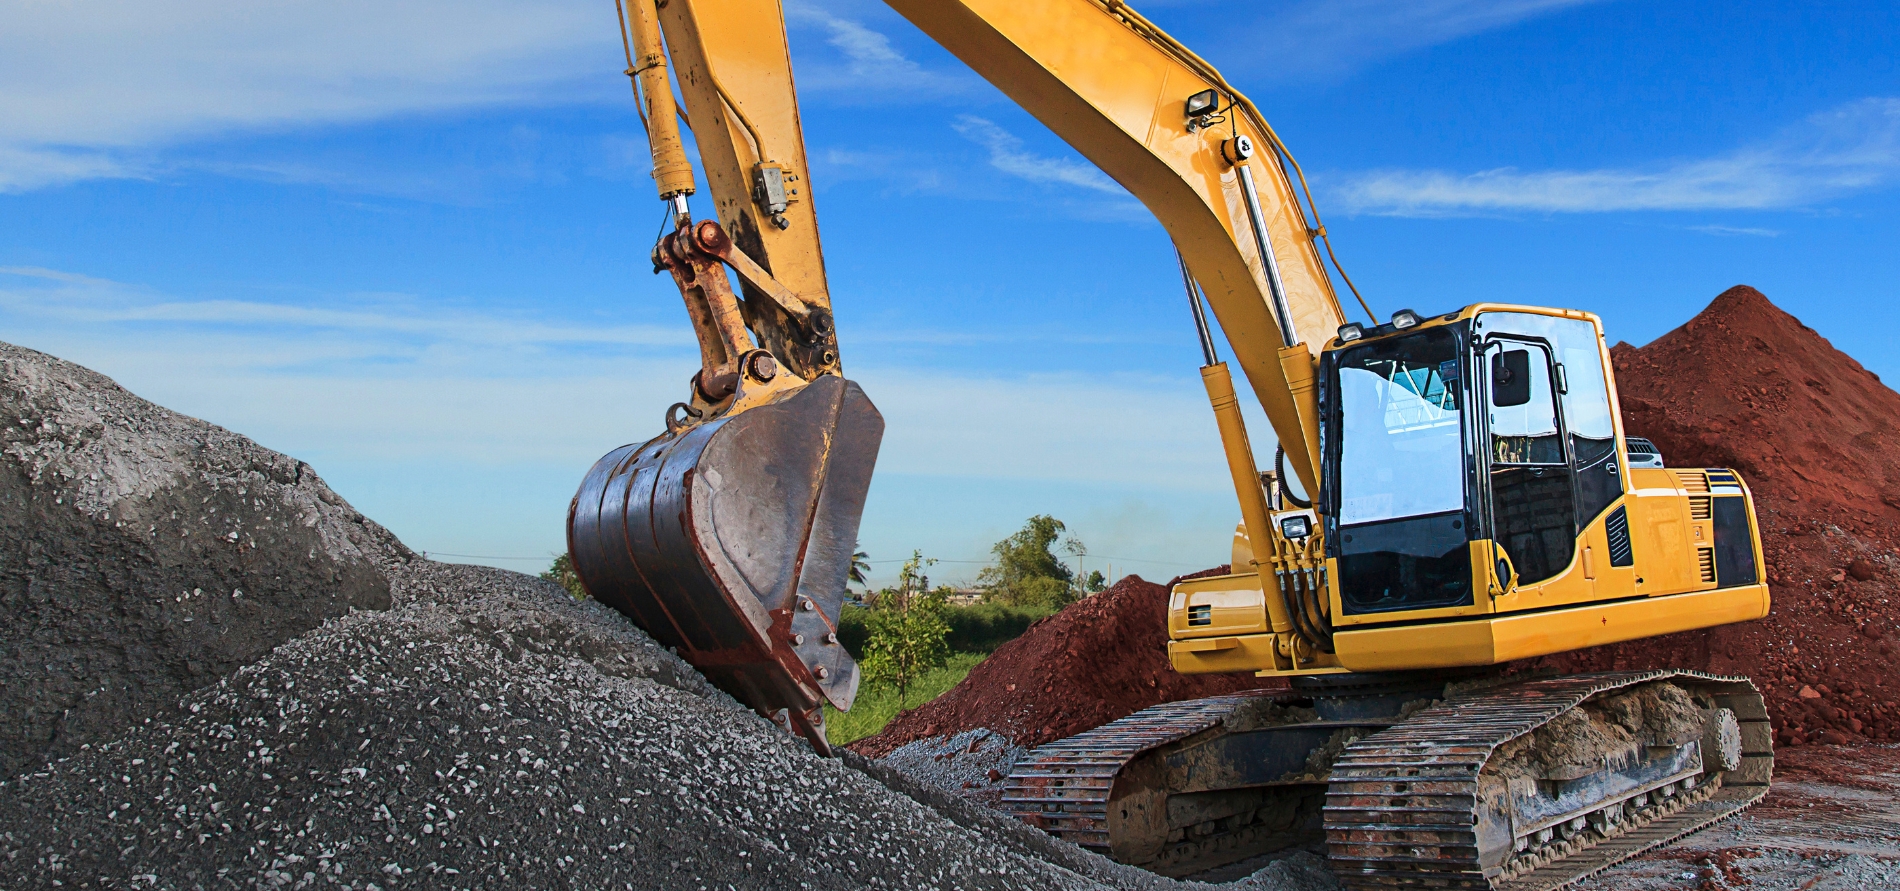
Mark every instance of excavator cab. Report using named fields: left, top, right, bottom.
left=1322, top=307, right=1633, bottom=615
left=1172, top=303, right=1768, bottom=676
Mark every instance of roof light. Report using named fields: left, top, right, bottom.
left=1391, top=309, right=1421, bottom=329
left=1185, top=89, right=1218, bottom=118
left=1336, top=323, right=1364, bottom=343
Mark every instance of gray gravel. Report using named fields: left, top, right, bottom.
left=0, top=562, right=1336, bottom=890
left=0, top=342, right=408, bottom=778
left=880, top=728, right=1027, bottom=808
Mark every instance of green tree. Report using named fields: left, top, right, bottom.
left=848, top=543, right=871, bottom=589
left=1082, top=569, right=1108, bottom=593
left=979, top=514, right=1078, bottom=609
left=862, top=551, right=952, bottom=708
left=542, top=553, right=587, bottom=600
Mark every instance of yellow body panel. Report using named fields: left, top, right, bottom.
left=1330, top=583, right=1770, bottom=670
left=1174, top=583, right=1767, bottom=674
left=1169, top=573, right=1270, bottom=638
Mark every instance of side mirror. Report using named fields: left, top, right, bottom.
left=1491, top=350, right=1532, bottom=407
left=1495, top=555, right=1517, bottom=594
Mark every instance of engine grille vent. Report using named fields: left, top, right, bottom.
left=1187, top=604, right=1212, bottom=626
left=1697, top=547, right=1717, bottom=583
left=1605, top=506, right=1634, bottom=567
left=1677, top=471, right=1711, bottom=494
left=1689, top=496, right=1714, bottom=520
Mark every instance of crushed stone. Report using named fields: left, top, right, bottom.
left=0, top=341, right=410, bottom=778
left=879, top=728, right=1027, bottom=808
left=0, top=561, right=1334, bottom=890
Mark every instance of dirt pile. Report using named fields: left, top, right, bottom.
left=854, top=573, right=1277, bottom=757
left=0, top=343, right=410, bottom=777
left=1524, top=285, right=1900, bottom=748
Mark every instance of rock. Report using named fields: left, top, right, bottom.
left=1800, top=685, right=1823, bottom=699
left=1849, top=559, right=1880, bottom=582
left=0, top=343, right=411, bottom=778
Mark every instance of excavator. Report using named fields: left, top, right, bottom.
left=566, top=1, right=1775, bottom=888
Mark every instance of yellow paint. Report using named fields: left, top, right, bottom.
left=881, top=0, right=1347, bottom=497
left=654, top=0, right=833, bottom=327
left=1200, top=364, right=1295, bottom=633
left=1169, top=573, right=1271, bottom=638
left=1330, top=583, right=1770, bottom=670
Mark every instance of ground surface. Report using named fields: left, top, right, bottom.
left=1579, top=745, right=1900, bottom=889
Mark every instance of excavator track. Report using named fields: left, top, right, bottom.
left=1003, top=691, right=1393, bottom=877
left=1325, top=669, right=1772, bottom=891
left=1002, top=693, right=1272, bottom=853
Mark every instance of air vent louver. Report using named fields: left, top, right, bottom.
left=1677, top=471, right=1710, bottom=494
left=1689, top=496, right=1713, bottom=520
left=1605, top=506, right=1634, bottom=567
left=1697, top=547, right=1717, bottom=583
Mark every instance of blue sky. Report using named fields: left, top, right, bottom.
left=4, top=0, right=1896, bottom=586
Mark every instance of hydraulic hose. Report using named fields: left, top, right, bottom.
left=1275, top=446, right=1312, bottom=509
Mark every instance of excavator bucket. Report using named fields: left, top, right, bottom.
left=567, top=375, right=882, bottom=753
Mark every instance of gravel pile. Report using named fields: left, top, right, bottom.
left=0, top=561, right=1335, bottom=890
left=0, top=342, right=1347, bottom=890
left=0, top=342, right=408, bottom=778
left=879, top=728, right=1026, bottom=808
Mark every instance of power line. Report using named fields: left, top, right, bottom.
left=863, top=555, right=1200, bottom=568
left=423, top=551, right=551, bottom=562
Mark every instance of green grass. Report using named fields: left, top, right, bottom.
left=825, top=651, right=987, bottom=747
left=835, top=601, right=1056, bottom=660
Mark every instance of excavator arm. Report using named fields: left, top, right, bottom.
left=651, top=0, right=1362, bottom=493
left=884, top=0, right=1353, bottom=496
left=577, top=0, right=1377, bottom=743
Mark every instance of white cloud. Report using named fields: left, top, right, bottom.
left=783, top=2, right=973, bottom=99
left=0, top=267, right=687, bottom=358
left=1221, top=0, right=1607, bottom=79
left=0, top=145, right=141, bottom=192
left=0, top=263, right=1252, bottom=579
left=0, top=0, right=613, bottom=192
left=1337, top=98, right=1900, bottom=215
left=2, top=263, right=1226, bottom=482
left=951, top=116, right=1125, bottom=195
left=1688, top=225, right=1780, bottom=238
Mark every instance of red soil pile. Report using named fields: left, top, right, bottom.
left=1523, top=285, right=1900, bottom=748
left=852, top=571, right=1276, bottom=757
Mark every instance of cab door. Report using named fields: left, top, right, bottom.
left=1482, top=337, right=1577, bottom=586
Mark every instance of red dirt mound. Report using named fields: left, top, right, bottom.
left=1524, top=285, right=1900, bottom=748
left=852, top=572, right=1276, bottom=757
